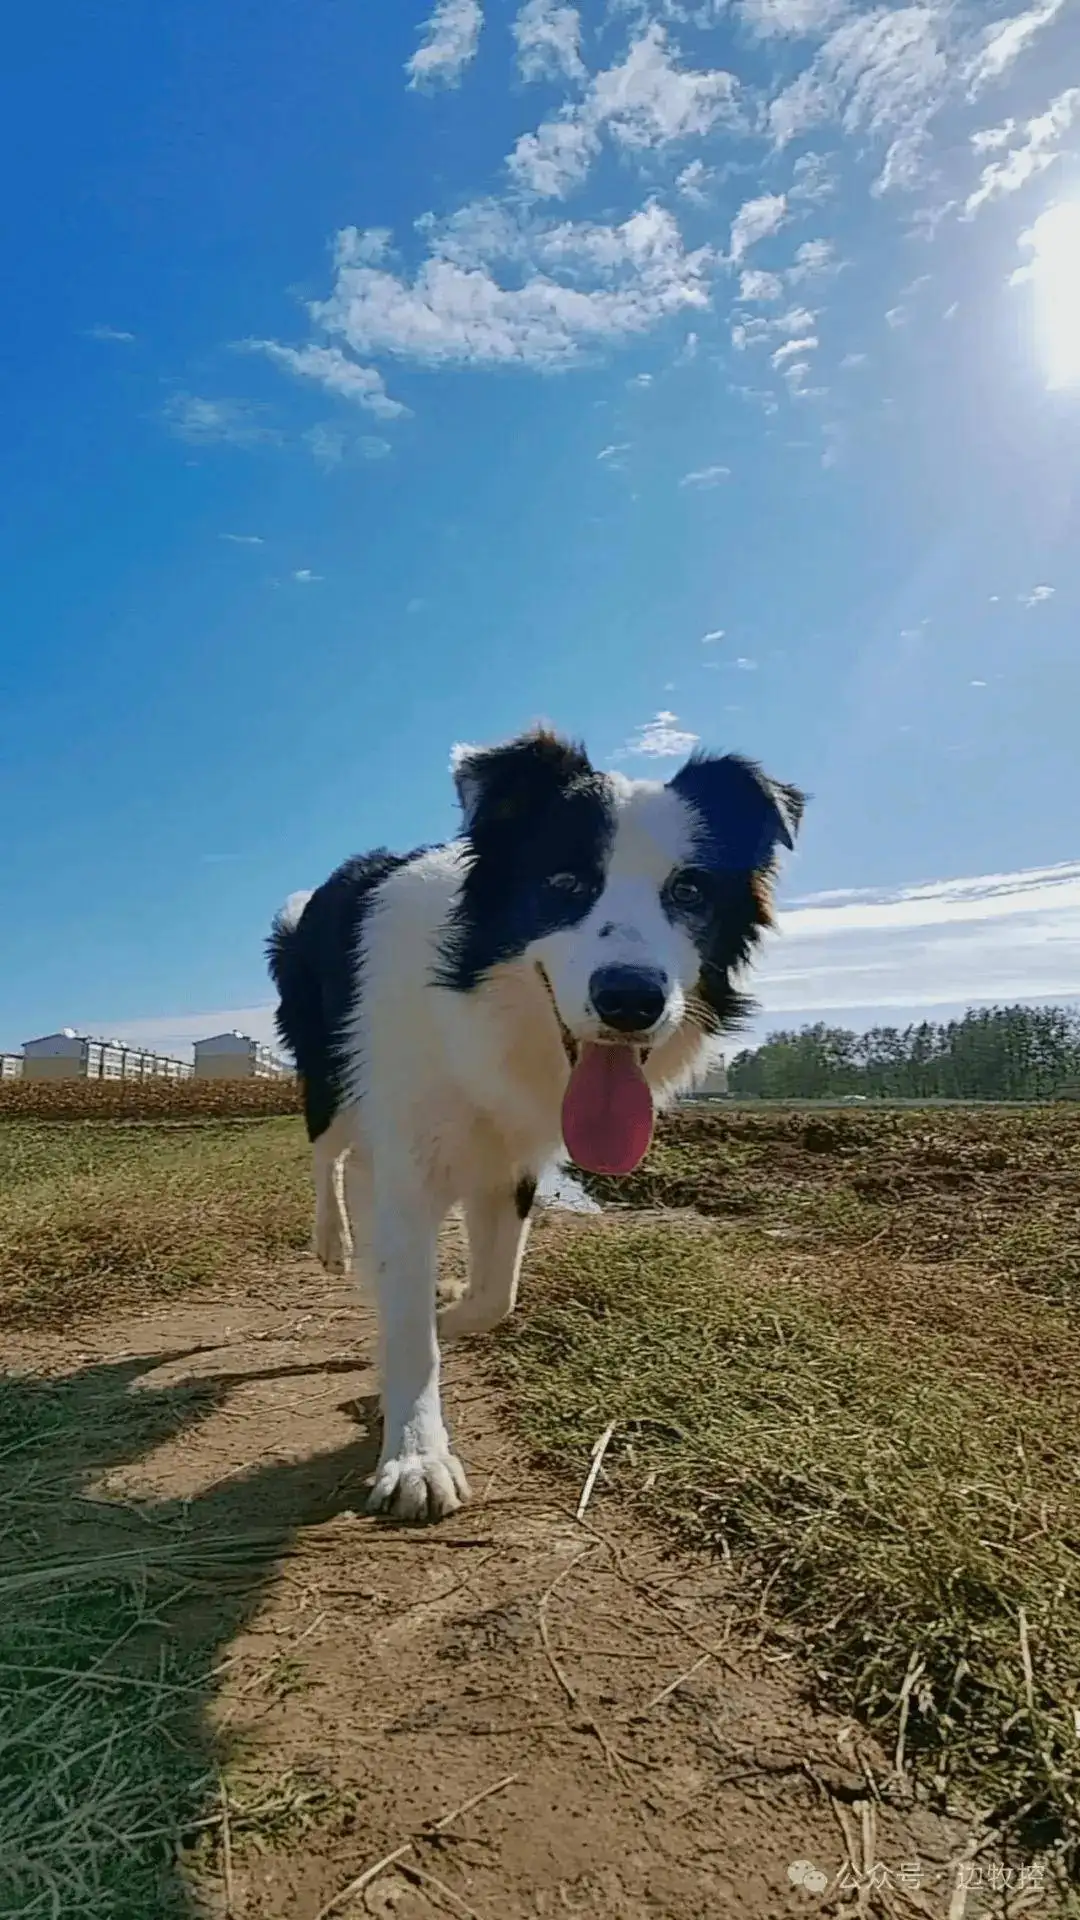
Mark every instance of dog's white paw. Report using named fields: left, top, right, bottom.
left=437, top=1297, right=505, bottom=1343
left=313, top=1228, right=351, bottom=1274
left=367, top=1445, right=470, bottom=1523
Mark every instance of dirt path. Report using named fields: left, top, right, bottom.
left=13, top=1217, right=1019, bottom=1919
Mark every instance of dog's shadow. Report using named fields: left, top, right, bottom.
left=0, top=1348, right=386, bottom=1918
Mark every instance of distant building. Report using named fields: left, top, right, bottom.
left=22, top=1029, right=193, bottom=1081
left=0, top=1053, right=23, bottom=1080
left=193, top=1031, right=291, bottom=1080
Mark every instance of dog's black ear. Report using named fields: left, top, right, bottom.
left=450, top=729, right=597, bottom=836
left=669, top=753, right=806, bottom=870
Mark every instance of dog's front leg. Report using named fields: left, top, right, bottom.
left=366, top=1175, right=469, bottom=1523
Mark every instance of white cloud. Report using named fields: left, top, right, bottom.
left=734, top=656, right=757, bottom=670
left=971, top=119, right=1016, bottom=154
left=789, top=151, right=837, bottom=202
left=591, top=23, right=741, bottom=148
left=701, top=627, right=725, bottom=642
left=737, top=0, right=849, bottom=36
left=509, top=23, right=740, bottom=200
left=247, top=341, right=409, bottom=418
left=1021, top=583, right=1055, bottom=605
left=162, top=394, right=280, bottom=448
left=729, top=191, right=787, bottom=262
left=360, top=435, right=392, bottom=459
left=739, top=267, right=784, bottom=301
left=311, top=202, right=711, bottom=370
left=219, top=532, right=264, bottom=545
left=304, top=424, right=347, bottom=468
left=292, top=568, right=322, bottom=583
left=680, top=463, right=731, bottom=487
left=622, top=709, right=699, bottom=758
left=768, top=8, right=949, bottom=154
left=406, top=0, right=483, bottom=90
left=772, top=334, right=817, bottom=365
left=788, top=237, right=837, bottom=280
left=676, top=158, right=713, bottom=205
left=873, top=128, right=934, bottom=195
left=597, top=441, right=631, bottom=465
left=86, top=324, right=136, bottom=343
left=514, top=0, right=585, bottom=82
left=758, top=863, right=1080, bottom=1014
left=965, top=0, right=1067, bottom=100
left=731, top=303, right=817, bottom=351
left=964, top=87, right=1080, bottom=217
left=508, top=115, right=599, bottom=197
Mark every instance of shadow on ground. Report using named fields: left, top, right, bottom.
left=0, top=1350, right=383, bottom=1919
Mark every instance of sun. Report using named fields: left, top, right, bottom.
left=1026, top=199, right=1080, bottom=391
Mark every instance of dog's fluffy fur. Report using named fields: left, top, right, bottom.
left=268, top=728, right=803, bottom=1521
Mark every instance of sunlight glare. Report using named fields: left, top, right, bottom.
left=1027, top=200, right=1080, bottom=391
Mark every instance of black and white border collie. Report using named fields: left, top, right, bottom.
left=268, top=728, right=804, bottom=1522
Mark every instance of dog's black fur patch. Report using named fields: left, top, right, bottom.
left=267, top=848, right=428, bottom=1142
left=514, top=1174, right=538, bottom=1220
left=664, top=755, right=808, bottom=1037
left=436, top=730, right=615, bottom=992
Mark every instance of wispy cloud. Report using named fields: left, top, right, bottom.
left=513, top=0, right=585, bottom=83
left=771, top=333, right=817, bottom=366
left=508, top=22, right=740, bottom=200
left=767, top=8, right=950, bottom=163
left=729, top=192, right=786, bottom=263
left=759, top=863, right=1080, bottom=1015
left=406, top=0, right=483, bottom=91
left=1021, top=583, right=1055, bottom=606
left=246, top=341, right=409, bottom=419
left=737, top=0, right=849, bottom=37
left=964, top=86, right=1080, bottom=216
left=965, top=0, right=1067, bottom=101
left=85, top=324, right=136, bottom=343
left=680, top=464, right=731, bottom=488
left=701, top=627, right=725, bottom=643
left=162, top=395, right=280, bottom=449
left=620, top=709, right=699, bottom=759
left=676, top=158, right=714, bottom=205
left=219, top=533, right=264, bottom=546
left=73, top=1005, right=280, bottom=1065
left=292, top=568, right=322, bottom=583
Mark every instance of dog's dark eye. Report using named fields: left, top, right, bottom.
left=545, top=872, right=590, bottom=896
left=667, top=870, right=707, bottom=911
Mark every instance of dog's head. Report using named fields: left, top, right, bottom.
left=439, top=727, right=805, bottom=1173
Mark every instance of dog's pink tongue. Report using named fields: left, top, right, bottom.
left=561, top=1042, right=654, bottom=1176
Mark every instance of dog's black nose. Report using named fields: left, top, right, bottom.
left=588, top=965, right=668, bottom=1035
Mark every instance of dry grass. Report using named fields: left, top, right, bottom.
left=3, top=1104, right=1080, bottom=1908
left=0, top=1118, right=311, bottom=1326
left=0, top=1076, right=300, bottom=1123
left=499, top=1106, right=1080, bottom=1885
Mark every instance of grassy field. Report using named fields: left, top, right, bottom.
left=1, top=1104, right=1079, bottom=1910
left=503, top=1107, right=1080, bottom=1885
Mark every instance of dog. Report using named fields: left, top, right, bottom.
left=267, top=727, right=804, bottom=1522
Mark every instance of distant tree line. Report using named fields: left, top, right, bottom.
left=727, top=1005, right=1080, bottom=1102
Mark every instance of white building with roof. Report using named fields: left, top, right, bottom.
left=22, top=1030, right=192, bottom=1081
left=193, top=1031, right=291, bottom=1079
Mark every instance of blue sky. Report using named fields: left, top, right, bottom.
left=2, top=0, right=1078, bottom=1059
